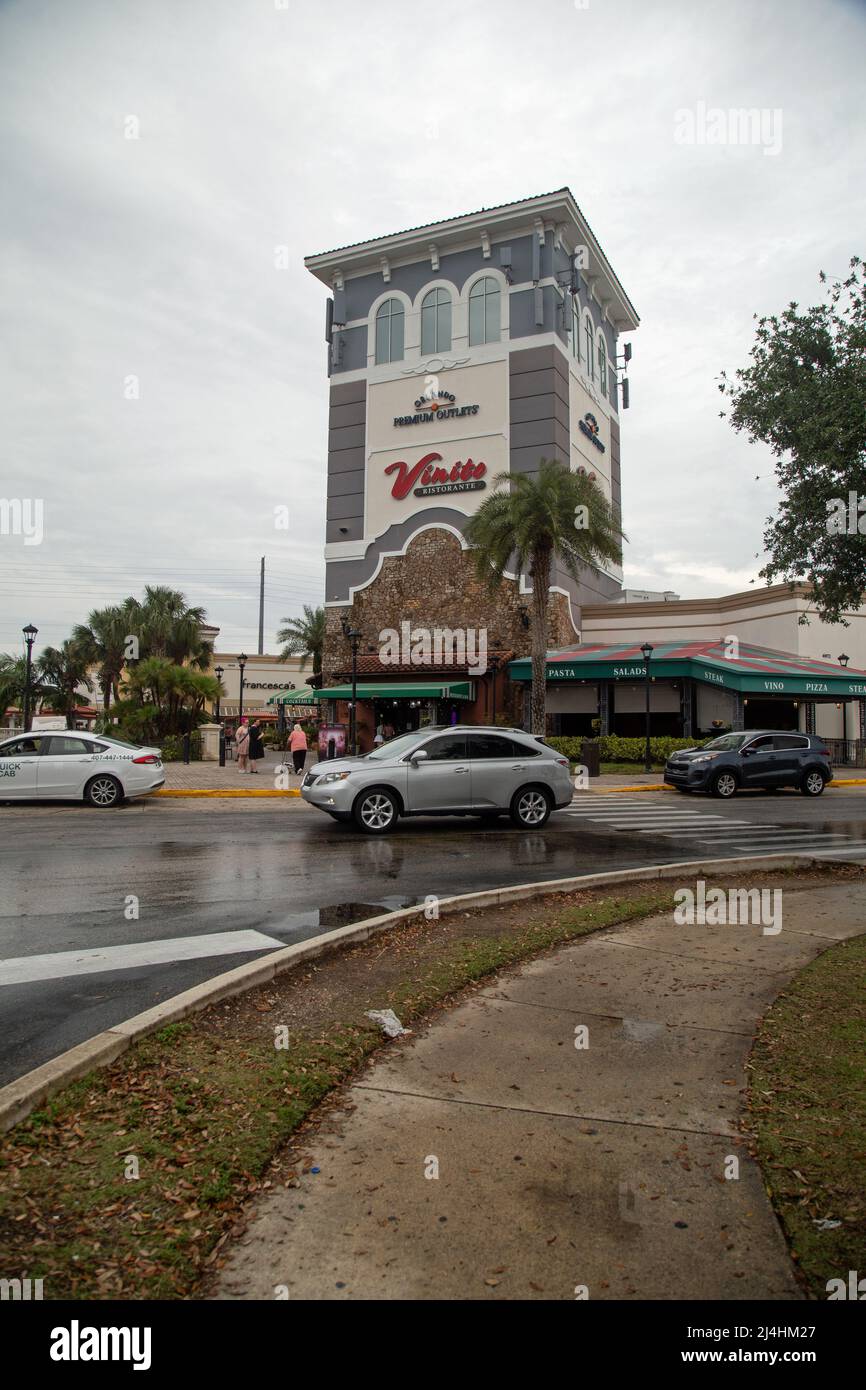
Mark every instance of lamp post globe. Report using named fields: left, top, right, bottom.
left=22, top=623, right=38, bottom=732
left=237, top=653, right=248, bottom=724
left=640, top=642, right=654, bottom=774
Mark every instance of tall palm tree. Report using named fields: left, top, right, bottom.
left=0, top=654, right=37, bottom=725
left=137, top=587, right=212, bottom=668
left=277, top=604, right=326, bottom=686
left=37, top=642, right=94, bottom=728
left=465, top=459, right=624, bottom=735
left=72, top=604, right=133, bottom=712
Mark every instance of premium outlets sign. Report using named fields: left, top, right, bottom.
left=366, top=359, right=508, bottom=537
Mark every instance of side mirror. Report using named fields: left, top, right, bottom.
left=741, top=747, right=754, bottom=757
left=409, top=749, right=429, bottom=765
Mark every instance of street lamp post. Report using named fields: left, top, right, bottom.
left=214, top=665, right=224, bottom=721
left=839, top=654, right=850, bottom=763
left=346, top=627, right=362, bottom=755
left=641, top=642, right=654, bottom=773
left=237, top=653, right=247, bottom=725
left=22, top=624, right=38, bottom=731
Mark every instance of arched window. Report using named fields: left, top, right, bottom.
left=421, top=287, right=452, bottom=355
left=375, top=298, right=404, bottom=364
left=584, top=317, right=594, bottom=381
left=598, top=336, right=607, bottom=393
left=468, top=276, right=500, bottom=345
left=570, top=300, right=581, bottom=359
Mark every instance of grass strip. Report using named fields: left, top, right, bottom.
left=746, top=932, right=866, bottom=1299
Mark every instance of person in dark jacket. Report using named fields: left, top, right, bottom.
left=247, top=719, right=265, bottom=773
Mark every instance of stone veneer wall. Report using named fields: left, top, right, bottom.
left=322, top=529, right=576, bottom=698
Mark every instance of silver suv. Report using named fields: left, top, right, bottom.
left=301, top=725, right=574, bottom=834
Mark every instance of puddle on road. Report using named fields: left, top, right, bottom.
left=267, top=897, right=418, bottom=945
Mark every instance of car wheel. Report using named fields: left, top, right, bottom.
left=710, top=769, right=738, bottom=799
left=85, top=774, right=123, bottom=808
left=801, top=768, right=827, bottom=797
left=510, top=786, right=551, bottom=829
left=353, top=788, right=398, bottom=834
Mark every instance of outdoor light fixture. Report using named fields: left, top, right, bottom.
left=838, top=655, right=851, bottom=759
left=345, top=625, right=363, bottom=755
left=22, top=623, right=38, bottom=732
left=640, top=642, right=654, bottom=773
left=237, top=652, right=248, bottom=724
left=214, top=665, right=224, bottom=721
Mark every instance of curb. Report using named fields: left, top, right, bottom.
left=589, top=778, right=866, bottom=794
left=154, top=789, right=302, bottom=798
left=0, top=851, right=858, bottom=1135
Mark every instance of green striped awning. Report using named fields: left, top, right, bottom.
left=312, top=681, right=473, bottom=700
left=507, top=639, right=866, bottom=698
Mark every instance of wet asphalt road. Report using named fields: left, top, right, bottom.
left=1, top=789, right=866, bottom=1085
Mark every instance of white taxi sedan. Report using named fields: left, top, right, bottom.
left=0, top=730, right=164, bottom=806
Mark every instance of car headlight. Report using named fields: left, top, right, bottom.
left=689, top=754, right=717, bottom=764
left=319, top=771, right=351, bottom=784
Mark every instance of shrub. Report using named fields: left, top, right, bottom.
left=155, top=731, right=202, bottom=762
left=546, top=734, right=707, bottom=765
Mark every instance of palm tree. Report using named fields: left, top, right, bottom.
left=465, top=459, right=625, bottom=735
left=37, top=642, right=94, bottom=728
left=0, top=654, right=35, bottom=726
left=137, top=587, right=212, bottom=669
left=72, top=603, right=135, bottom=712
left=277, top=604, right=326, bottom=686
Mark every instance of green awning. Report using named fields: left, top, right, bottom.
left=267, top=686, right=318, bottom=705
left=312, top=681, right=474, bottom=701
left=507, top=639, right=866, bottom=698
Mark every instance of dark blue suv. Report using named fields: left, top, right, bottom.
left=664, top=731, right=832, bottom=799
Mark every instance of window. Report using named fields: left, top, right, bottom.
left=469, top=733, right=542, bottom=759
left=773, top=735, right=809, bottom=750
left=422, top=733, right=466, bottom=761
left=0, top=736, right=44, bottom=756
left=45, top=736, right=92, bottom=755
left=598, top=336, right=607, bottom=393
left=570, top=305, right=580, bottom=360
left=584, top=317, right=594, bottom=380
left=468, top=277, right=500, bottom=345
left=374, top=298, right=404, bottom=364
left=468, top=733, right=514, bottom=759
left=420, top=287, right=452, bottom=355
left=743, top=735, right=775, bottom=752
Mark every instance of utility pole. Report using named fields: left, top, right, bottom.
left=258, top=556, right=265, bottom=655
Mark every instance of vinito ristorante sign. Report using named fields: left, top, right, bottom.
left=384, top=451, right=487, bottom=500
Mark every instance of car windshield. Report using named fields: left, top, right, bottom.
left=702, top=733, right=749, bottom=751
left=365, top=732, right=429, bottom=761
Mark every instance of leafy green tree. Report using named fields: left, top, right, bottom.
left=113, top=658, right=220, bottom=741
left=277, top=604, right=325, bottom=686
left=465, top=459, right=624, bottom=734
left=72, top=603, right=136, bottom=711
left=719, top=257, right=866, bottom=622
left=0, top=653, right=43, bottom=725
left=37, top=642, right=94, bottom=728
left=136, top=587, right=212, bottom=668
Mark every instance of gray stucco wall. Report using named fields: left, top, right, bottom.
left=326, top=379, right=366, bottom=543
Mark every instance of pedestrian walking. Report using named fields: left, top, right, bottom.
left=373, top=722, right=384, bottom=747
left=383, top=720, right=395, bottom=741
left=235, top=717, right=250, bottom=772
left=289, top=721, right=308, bottom=775
left=247, top=719, right=265, bottom=773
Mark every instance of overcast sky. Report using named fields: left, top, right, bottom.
left=1, top=0, right=864, bottom=656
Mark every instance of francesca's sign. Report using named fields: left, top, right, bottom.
left=384, top=451, right=487, bottom=500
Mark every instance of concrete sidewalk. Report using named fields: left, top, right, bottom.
left=159, top=751, right=318, bottom=792
left=213, top=879, right=864, bottom=1300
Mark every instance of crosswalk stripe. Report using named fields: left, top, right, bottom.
left=0, top=930, right=285, bottom=987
